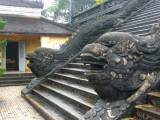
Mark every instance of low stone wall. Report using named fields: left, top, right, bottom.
left=71, top=0, right=130, bottom=24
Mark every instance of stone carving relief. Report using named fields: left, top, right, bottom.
left=80, top=21, right=160, bottom=120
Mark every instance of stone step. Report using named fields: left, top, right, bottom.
left=144, top=4, right=160, bottom=12
left=73, top=58, right=83, bottom=63
left=117, top=18, right=159, bottom=31
left=117, top=0, right=160, bottom=30
left=67, top=63, right=91, bottom=70
left=0, top=76, right=34, bottom=80
left=128, top=28, right=151, bottom=35
left=80, top=60, right=106, bottom=66
left=33, top=89, right=85, bottom=120
left=118, top=28, right=150, bottom=36
left=0, top=73, right=34, bottom=87
left=148, top=0, right=160, bottom=5
left=148, top=92, right=160, bottom=107
left=123, top=14, right=160, bottom=27
left=120, top=15, right=160, bottom=28
left=141, top=3, right=160, bottom=13
left=47, top=78, right=99, bottom=101
left=61, top=68, right=89, bottom=76
left=135, top=104, right=160, bottom=120
left=135, top=3, right=160, bottom=14
left=73, top=58, right=105, bottom=65
left=0, top=79, right=31, bottom=84
left=54, top=73, right=91, bottom=87
left=127, top=12, right=160, bottom=23
left=136, top=32, right=150, bottom=36
left=1, top=72, right=34, bottom=77
left=130, top=8, right=160, bottom=20
left=24, top=94, right=66, bottom=120
left=128, top=8, right=160, bottom=22
left=146, top=1, right=160, bottom=6
left=40, top=84, right=95, bottom=112
left=0, top=82, right=28, bottom=87
left=117, top=23, right=153, bottom=32
left=74, top=58, right=81, bottom=60
left=121, top=117, right=138, bottom=120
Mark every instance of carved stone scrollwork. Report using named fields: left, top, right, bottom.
left=82, top=100, right=129, bottom=120
left=136, top=110, right=159, bottom=120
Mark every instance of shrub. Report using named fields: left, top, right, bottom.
left=0, top=17, right=7, bottom=75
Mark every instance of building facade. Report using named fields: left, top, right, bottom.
left=0, top=0, right=73, bottom=72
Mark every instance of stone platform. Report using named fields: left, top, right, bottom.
left=0, top=72, right=35, bottom=87
left=0, top=85, right=44, bottom=120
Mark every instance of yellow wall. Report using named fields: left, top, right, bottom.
left=49, top=36, right=69, bottom=47
left=0, top=34, right=70, bottom=72
left=0, top=34, right=41, bottom=71
left=40, top=35, right=69, bottom=48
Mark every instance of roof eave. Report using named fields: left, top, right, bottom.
left=0, top=31, right=72, bottom=36
left=40, top=17, right=75, bottom=32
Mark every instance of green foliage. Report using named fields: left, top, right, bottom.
left=42, top=0, right=108, bottom=23
left=0, top=17, right=7, bottom=75
left=93, top=0, right=106, bottom=6
left=0, top=17, right=7, bottom=30
left=0, top=68, right=5, bottom=75
left=42, top=0, right=69, bottom=23
left=0, top=40, right=7, bottom=52
left=0, top=17, right=7, bottom=52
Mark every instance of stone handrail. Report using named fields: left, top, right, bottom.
left=21, top=50, right=82, bottom=95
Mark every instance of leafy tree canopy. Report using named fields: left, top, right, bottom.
left=42, top=0, right=95, bottom=23
left=42, top=0, right=69, bottom=23
left=42, top=0, right=107, bottom=23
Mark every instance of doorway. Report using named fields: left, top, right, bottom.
left=6, top=42, right=19, bottom=71
left=1, top=41, right=25, bottom=72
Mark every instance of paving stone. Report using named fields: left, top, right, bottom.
left=0, top=86, right=44, bottom=120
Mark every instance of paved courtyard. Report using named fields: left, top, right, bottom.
left=0, top=86, right=44, bottom=120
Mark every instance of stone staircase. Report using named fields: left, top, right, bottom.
left=118, top=0, right=160, bottom=119
left=0, top=72, right=35, bottom=87
left=24, top=58, right=99, bottom=120
left=116, top=0, right=160, bottom=36
left=122, top=91, right=160, bottom=120
left=23, top=0, right=160, bottom=119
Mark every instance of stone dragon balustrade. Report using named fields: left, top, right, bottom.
left=21, top=0, right=160, bottom=119
left=79, top=21, right=160, bottom=120
left=22, top=1, right=156, bottom=114
left=25, top=0, right=149, bottom=78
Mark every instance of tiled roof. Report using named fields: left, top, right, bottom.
left=0, top=0, right=43, bottom=8
left=0, top=16, right=73, bottom=36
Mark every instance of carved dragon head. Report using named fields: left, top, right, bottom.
left=80, top=22, right=160, bottom=102
left=26, top=47, right=60, bottom=77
